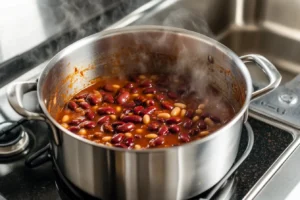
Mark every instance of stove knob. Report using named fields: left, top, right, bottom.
left=278, top=93, right=298, bottom=105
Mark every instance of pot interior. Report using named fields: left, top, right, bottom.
left=40, top=27, right=247, bottom=120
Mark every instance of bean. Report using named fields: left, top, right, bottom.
left=116, top=106, right=122, bottom=112
left=143, top=114, right=150, bottom=124
left=79, top=128, right=87, bottom=135
left=141, top=106, right=157, bottom=116
left=102, top=136, right=112, bottom=142
left=174, top=103, right=186, bottom=109
left=200, top=130, right=210, bottom=136
left=148, top=122, right=160, bottom=131
left=97, top=107, right=116, bottom=115
left=197, top=120, right=207, bottom=130
left=111, top=133, right=125, bottom=144
left=105, top=142, right=113, bottom=147
left=123, top=101, right=136, bottom=108
left=146, top=94, right=153, bottom=97
left=122, top=115, right=142, bottom=123
left=149, top=136, right=165, bottom=147
left=103, top=84, right=115, bottom=92
left=79, top=102, right=91, bottom=109
left=112, top=84, right=120, bottom=89
left=116, top=122, right=135, bottom=132
left=195, top=109, right=203, bottom=115
left=68, top=101, right=78, bottom=110
left=103, top=123, right=114, bottom=133
left=157, top=113, right=171, bottom=119
left=134, top=134, right=142, bottom=139
left=143, top=88, right=157, bottom=94
left=200, top=112, right=209, bottom=120
left=103, top=94, right=114, bottom=103
left=68, top=126, right=80, bottom=132
left=178, top=133, right=190, bottom=143
left=161, top=101, right=174, bottom=110
left=94, top=132, right=104, bottom=138
left=145, top=99, right=155, bottom=107
left=131, top=88, right=139, bottom=94
left=192, top=116, right=200, bottom=122
left=134, top=144, right=141, bottom=149
left=167, top=91, right=178, bottom=99
left=124, top=82, right=134, bottom=89
left=134, top=96, right=147, bottom=105
left=189, top=128, right=199, bottom=136
left=145, top=133, right=158, bottom=139
left=85, top=110, right=95, bottom=120
left=112, top=121, right=125, bottom=128
left=183, top=119, right=193, bottom=129
left=157, top=125, right=169, bottom=136
left=139, top=80, right=153, bottom=88
left=180, top=109, right=187, bottom=118
left=110, top=114, right=117, bottom=121
left=171, top=107, right=181, bottom=117
left=139, top=75, right=146, bottom=79
left=204, top=117, right=215, bottom=127
left=133, top=106, right=144, bottom=115
left=169, top=124, right=180, bottom=133
left=198, top=104, right=205, bottom=109
left=62, top=115, right=70, bottom=123
left=125, top=132, right=133, bottom=138
left=116, top=91, right=130, bottom=105
left=82, top=121, right=96, bottom=129
left=166, top=117, right=182, bottom=124
left=75, top=93, right=88, bottom=99
left=185, top=109, right=194, bottom=118
left=210, top=115, right=221, bottom=123
left=97, top=116, right=110, bottom=125
left=61, top=123, right=68, bottom=128
left=155, top=94, right=166, bottom=102
left=136, top=129, right=143, bottom=133
left=124, top=137, right=134, bottom=147
left=86, top=94, right=102, bottom=105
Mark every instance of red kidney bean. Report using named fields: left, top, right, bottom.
left=139, top=80, right=153, bottom=88
left=85, top=110, right=95, bottom=120
left=97, top=107, right=116, bottom=115
left=123, top=101, right=136, bottom=108
left=116, top=91, right=130, bottom=105
left=140, top=106, right=157, bottom=116
left=103, top=94, right=114, bottom=103
left=185, top=109, right=194, bottom=118
left=103, top=123, right=114, bottom=133
left=68, top=126, right=80, bottom=132
left=183, top=119, right=193, bottom=129
left=79, top=102, right=91, bottom=109
left=122, top=108, right=132, bottom=115
left=197, top=120, right=207, bottom=130
left=210, top=115, right=221, bottom=123
left=75, top=93, right=88, bottom=99
left=69, top=117, right=86, bottom=126
left=134, top=134, right=142, bottom=139
left=149, top=136, right=165, bottom=147
left=103, top=84, right=115, bottom=92
left=68, top=101, right=78, bottom=110
left=124, top=137, right=134, bottom=147
left=200, top=112, right=209, bottom=120
left=122, top=115, right=142, bottom=123
left=86, top=94, right=102, bottom=105
left=116, top=122, right=135, bottom=132
left=189, top=128, right=199, bottom=136
left=97, top=116, right=110, bottom=125
left=82, top=121, right=96, bottom=129
left=148, top=122, right=160, bottom=131
left=133, top=106, right=144, bottom=115
left=131, top=88, right=138, bottom=94
left=178, top=133, right=190, bottom=143
left=114, top=143, right=128, bottom=148
left=169, top=124, right=180, bottom=133
left=112, top=121, right=125, bottom=128
left=166, top=117, right=182, bottom=124
left=143, top=88, right=157, bottom=94
left=134, top=96, right=147, bottom=105
left=157, top=125, right=169, bottom=136
left=145, top=99, right=155, bottom=107
left=124, top=82, right=134, bottom=89
left=155, top=93, right=166, bottom=102
left=161, top=101, right=174, bottom=110
left=167, top=91, right=178, bottom=99
left=111, top=133, right=125, bottom=144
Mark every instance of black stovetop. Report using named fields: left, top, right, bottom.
left=0, top=118, right=293, bottom=200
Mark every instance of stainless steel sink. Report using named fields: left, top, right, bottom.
left=110, top=0, right=300, bottom=85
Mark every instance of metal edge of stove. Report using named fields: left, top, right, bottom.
left=242, top=111, right=300, bottom=200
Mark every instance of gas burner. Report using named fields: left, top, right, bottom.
left=0, top=122, right=29, bottom=157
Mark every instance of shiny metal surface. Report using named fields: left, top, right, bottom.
left=7, top=26, right=280, bottom=200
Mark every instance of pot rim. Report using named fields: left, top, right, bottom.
left=38, top=25, right=253, bottom=153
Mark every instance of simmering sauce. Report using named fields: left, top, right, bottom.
left=56, top=74, right=235, bottom=149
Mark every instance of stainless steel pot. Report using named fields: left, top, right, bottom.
left=6, top=26, right=281, bottom=200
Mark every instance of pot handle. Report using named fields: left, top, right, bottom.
left=6, top=81, right=60, bottom=145
left=240, top=54, right=282, bottom=101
